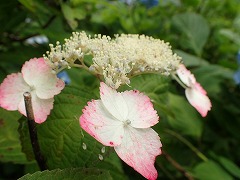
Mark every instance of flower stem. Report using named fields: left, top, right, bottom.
left=162, top=150, right=194, bottom=180
left=171, top=73, right=188, bottom=89
left=23, top=92, right=48, bottom=171
left=164, top=129, right=208, bottom=162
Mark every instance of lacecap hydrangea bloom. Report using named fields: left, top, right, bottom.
left=0, top=58, right=65, bottom=123
left=44, top=31, right=181, bottom=89
left=80, top=82, right=162, bottom=180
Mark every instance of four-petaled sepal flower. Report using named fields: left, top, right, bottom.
left=0, top=58, right=65, bottom=123
left=80, top=82, right=162, bottom=180
left=176, top=64, right=212, bottom=117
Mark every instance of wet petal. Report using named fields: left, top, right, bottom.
left=115, top=127, right=162, bottom=180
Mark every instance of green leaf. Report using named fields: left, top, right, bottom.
left=40, top=17, right=71, bottom=43
left=124, top=74, right=170, bottom=94
left=19, top=167, right=113, bottom=180
left=66, top=68, right=100, bottom=90
left=193, top=64, right=234, bottom=95
left=37, top=86, right=126, bottom=179
left=166, top=93, right=203, bottom=138
left=175, top=49, right=209, bottom=67
left=61, top=3, right=78, bottom=29
left=18, top=0, right=53, bottom=25
left=218, top=157, right=240, bottom=178
left=219, top=29, right=240, bottom=46
left=172, top=12, right=210, bottom=56
left=193, top=160, right=233, bottom=180
left=0, top=108, right=28, bottom=163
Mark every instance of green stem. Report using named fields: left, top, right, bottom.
left=164, top=129, right=208, bottom=162
left=171, top=73, right=188, bottom=89
left=162, top=150, right=194, bottom=180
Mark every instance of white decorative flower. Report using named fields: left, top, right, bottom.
left=0, top=58, right=65, bottom=123
left=80, top=82, right=162, bottom=179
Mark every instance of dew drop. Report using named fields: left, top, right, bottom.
left=98, top=154, right=103, bottom=161
left=82, top=142, right=87, bottom=150
left=101, top=147, right=106, bottom=154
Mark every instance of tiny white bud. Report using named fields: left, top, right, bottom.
left=89, top=66, right=95, bottom=71
left=139, top=67, right=145, bottom=72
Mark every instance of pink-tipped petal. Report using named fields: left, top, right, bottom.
left=80, top=100, right=124, bottom=146
left=176, top=64, right=196, bottom=86
left=194, top=82, right=207, bottom=95
left=18, top=91, right=54, bottom=123
left=100, top=82, right=128, bottom=121
left=122, top=90, right=159, bottom=128
left=115, top=127, right=162, bottom=180
left=0, top=73, right=30, bottom=110
left=185, top=88, right=212, bottom=117
left=22, top=58, right=65, bottom=99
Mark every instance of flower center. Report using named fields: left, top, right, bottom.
left=123, top=119, right=131, bottom=127
left=30, top=86, right=35, bottom=92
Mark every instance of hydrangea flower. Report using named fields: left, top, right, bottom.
left=0, top=58, right=65, bottom=123
left=176, top=64, right=211, bottom=117
left=80, top=82, right=162, bottom=179
left=44, top=31, right=181, bottom=89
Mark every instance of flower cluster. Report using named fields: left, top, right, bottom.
left=44, top=31, right=181, bottom=88
left=43, top=32, right=87, bottom=74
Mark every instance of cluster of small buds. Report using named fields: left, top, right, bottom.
left=44, top=31, right=181, bottom=88
left=43, top=32, right=88, bottom=73
left=86, top=33, right=181, bottom=88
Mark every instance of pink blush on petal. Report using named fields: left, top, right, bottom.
left=194, top=82, right=207, bottom=95
left=0, top=73, right=30, bottom=111
left=185, top=88, right=212, bottom=117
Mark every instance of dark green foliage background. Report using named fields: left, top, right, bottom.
left=0, top=0, right=240, bottom=179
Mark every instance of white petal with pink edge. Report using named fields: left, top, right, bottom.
left=80, top=100, right=124, bottom=146
left=114, top=127, right=162, bottom=180
left=176, top=64, right=196, bottom=86
left=185, top=88, right=212, bottom=117
left=18, top=91, right=54, bottom=123
left=100, top=82, right=128, bottom=121
left=21, top=58, right=65, bottom=99
left=0, top=73, right=30, bottom=110
left=121, top=90, right=159, bottom=128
